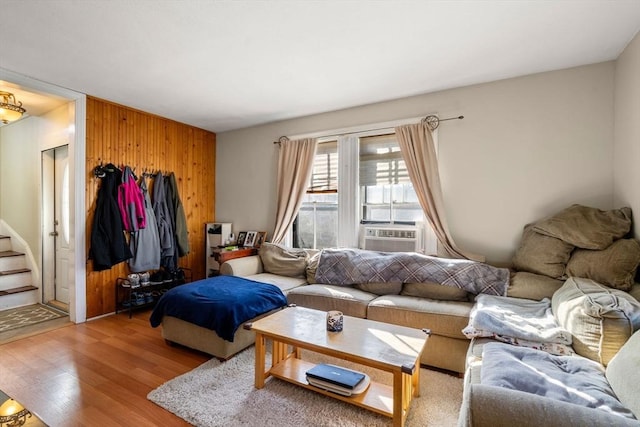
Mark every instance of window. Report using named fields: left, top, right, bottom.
left=294, top=141, right=338, bottom=249
left=294, top=133, right=428, bottom=250
left=359, top=134, right=422, bottom=224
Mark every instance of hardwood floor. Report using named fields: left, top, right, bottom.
left=0, top=309, right=210, bottom=426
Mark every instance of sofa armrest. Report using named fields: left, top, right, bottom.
left=461, top=384, right=640, bottom=427
left=219, top=255, right=264, bottom=277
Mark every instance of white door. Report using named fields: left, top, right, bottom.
left=42, top=145, right=70, bottom=307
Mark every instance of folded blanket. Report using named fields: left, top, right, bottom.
left=463, top=294, right=572, bottom=345
left=481, top=343, right=636, bottom=420
left=149, top=275, right=288, bottom=342
left=315, top=249, right=509, bottom=296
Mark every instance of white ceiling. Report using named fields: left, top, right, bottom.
left=2, top=1, right=640, bottom=133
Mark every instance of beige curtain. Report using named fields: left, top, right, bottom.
left=271, top=138, right=318, bottom=244
left=395, top=123, right=483, bottom=261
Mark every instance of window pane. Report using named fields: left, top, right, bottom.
left=294, top=193, right=337, bottom=249
left=360, top=135, right=421, bottom=223
left=309, top=140, right=338, bottom=192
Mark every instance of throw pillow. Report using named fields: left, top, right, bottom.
left=401, top=281, right=469, bottom=301
left=566, top=239, right=640, bottom=291
left=258, top=243, right=308, bottom=278
left=306, top=251, right=321, bottom=284
left=533, top=204, right=632, bottom=250
left=552, top=277, right=640, bottom=366
left=512, top=224, right=574, bottom=279
left=355, top=282, right=403, bottom=295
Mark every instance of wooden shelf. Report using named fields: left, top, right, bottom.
left=269, top=357, right=395, bottom=418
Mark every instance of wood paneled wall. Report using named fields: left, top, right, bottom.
left=85, top=97, right=216, bottom=318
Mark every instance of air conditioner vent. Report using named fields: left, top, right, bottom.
left=360, top=225, right=422, bottom=253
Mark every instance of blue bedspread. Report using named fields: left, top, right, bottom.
left=149, top=275, right=287, bottom=342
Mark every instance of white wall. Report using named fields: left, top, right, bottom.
left=0, top=116, right=42, bottom=259
left=217, top=62, right=616, bottom=265
left=613, top=31, right=640, bottom=239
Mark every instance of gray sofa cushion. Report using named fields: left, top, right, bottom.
left=401, top=281, right=469, bottom=301
left=507, top=271, right=564, bottom=300
left=244, top=273, right=306, bottom=294
left=481, top=343, right=636, bottom=420
left=367, top=294, right=473, bottom=339
left=286, top=284, right=376, bottom=318
left=354, top=281, right=402, bottom=295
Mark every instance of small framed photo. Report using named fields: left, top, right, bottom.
left=236, top=231, right=247, bottom=246
left=254, top=231, right=268, bottom=248
left=244, top=231, right=257, bottom=247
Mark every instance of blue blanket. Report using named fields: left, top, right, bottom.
left=149, top=275, right=287, bottom=342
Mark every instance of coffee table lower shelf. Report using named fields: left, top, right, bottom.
left=269, top=356, right=395, bottom=419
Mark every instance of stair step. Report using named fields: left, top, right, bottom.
left=0, top=285, right=37, bottom=296
left=0, top=268, right=30, bottom=276
left=0, top=251, right=26, bottom=271
left=0, top=251, right=23, bottom=258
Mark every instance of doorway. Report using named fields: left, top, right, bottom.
left=41, top=145, right=70, bottom=312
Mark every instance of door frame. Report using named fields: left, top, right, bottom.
left=41, top=144, right=70, bottom=308
left=1, top=67, right=87, bottom=323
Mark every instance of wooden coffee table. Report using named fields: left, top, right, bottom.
left=246, top=306, right=430, bottom=427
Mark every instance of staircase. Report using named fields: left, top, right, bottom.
left=0, top=235, right=37, bottom=310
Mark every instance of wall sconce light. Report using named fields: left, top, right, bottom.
left=0, top=91, right=27, bottom=124
left=0, top=396, right=32, bottom=427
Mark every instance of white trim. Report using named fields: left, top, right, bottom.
left=336, top=135, right=359, bottom=248
left=1, top=67, right=86, bottom=323
left=72, top=96, right=87, bottom=323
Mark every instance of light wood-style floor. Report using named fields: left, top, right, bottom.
left=0, top=309, right=210, bottom=426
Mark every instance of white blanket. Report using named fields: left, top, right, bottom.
left=463, top=294, right=572, bottom=345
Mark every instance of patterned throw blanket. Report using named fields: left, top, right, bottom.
left=315, top=249, right=509, bottom=296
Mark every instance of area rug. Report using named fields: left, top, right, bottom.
left=148, top=347, right=463, bottom=426
left=0, top=304, right=65, bottom=333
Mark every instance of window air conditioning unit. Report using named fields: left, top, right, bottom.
left=359, top=225, right=423, bottom=253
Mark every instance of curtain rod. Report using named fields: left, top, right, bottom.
left=273, top=115, right=464, bottom=144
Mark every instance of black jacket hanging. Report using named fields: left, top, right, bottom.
left=89, top=164, right=132, bottom=270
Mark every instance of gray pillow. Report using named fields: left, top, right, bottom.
left=566, top=239, right=640, bottom=291
left=533, top=204, right=632, bottom=250
left=258, top=242, right=308, bottom=278
left=512, top=224, right=574, bottom=279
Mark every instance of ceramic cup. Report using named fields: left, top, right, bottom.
left=326, top=310, right=344, bottom=332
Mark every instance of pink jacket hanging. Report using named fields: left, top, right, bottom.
left=118, top=166, right=146, bottom=231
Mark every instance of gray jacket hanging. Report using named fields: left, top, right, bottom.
left=153, top=172, right=176, bottom=270
left=167, top=172, right=190, bottom=257
left=128, top=177, right=161, bottom=272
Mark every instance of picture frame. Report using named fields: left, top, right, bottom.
left=254, top=231, right=268, bottom=248
left=236, top=231, right=247, bottom=246
left=243, top=231, right=257, bottom=247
